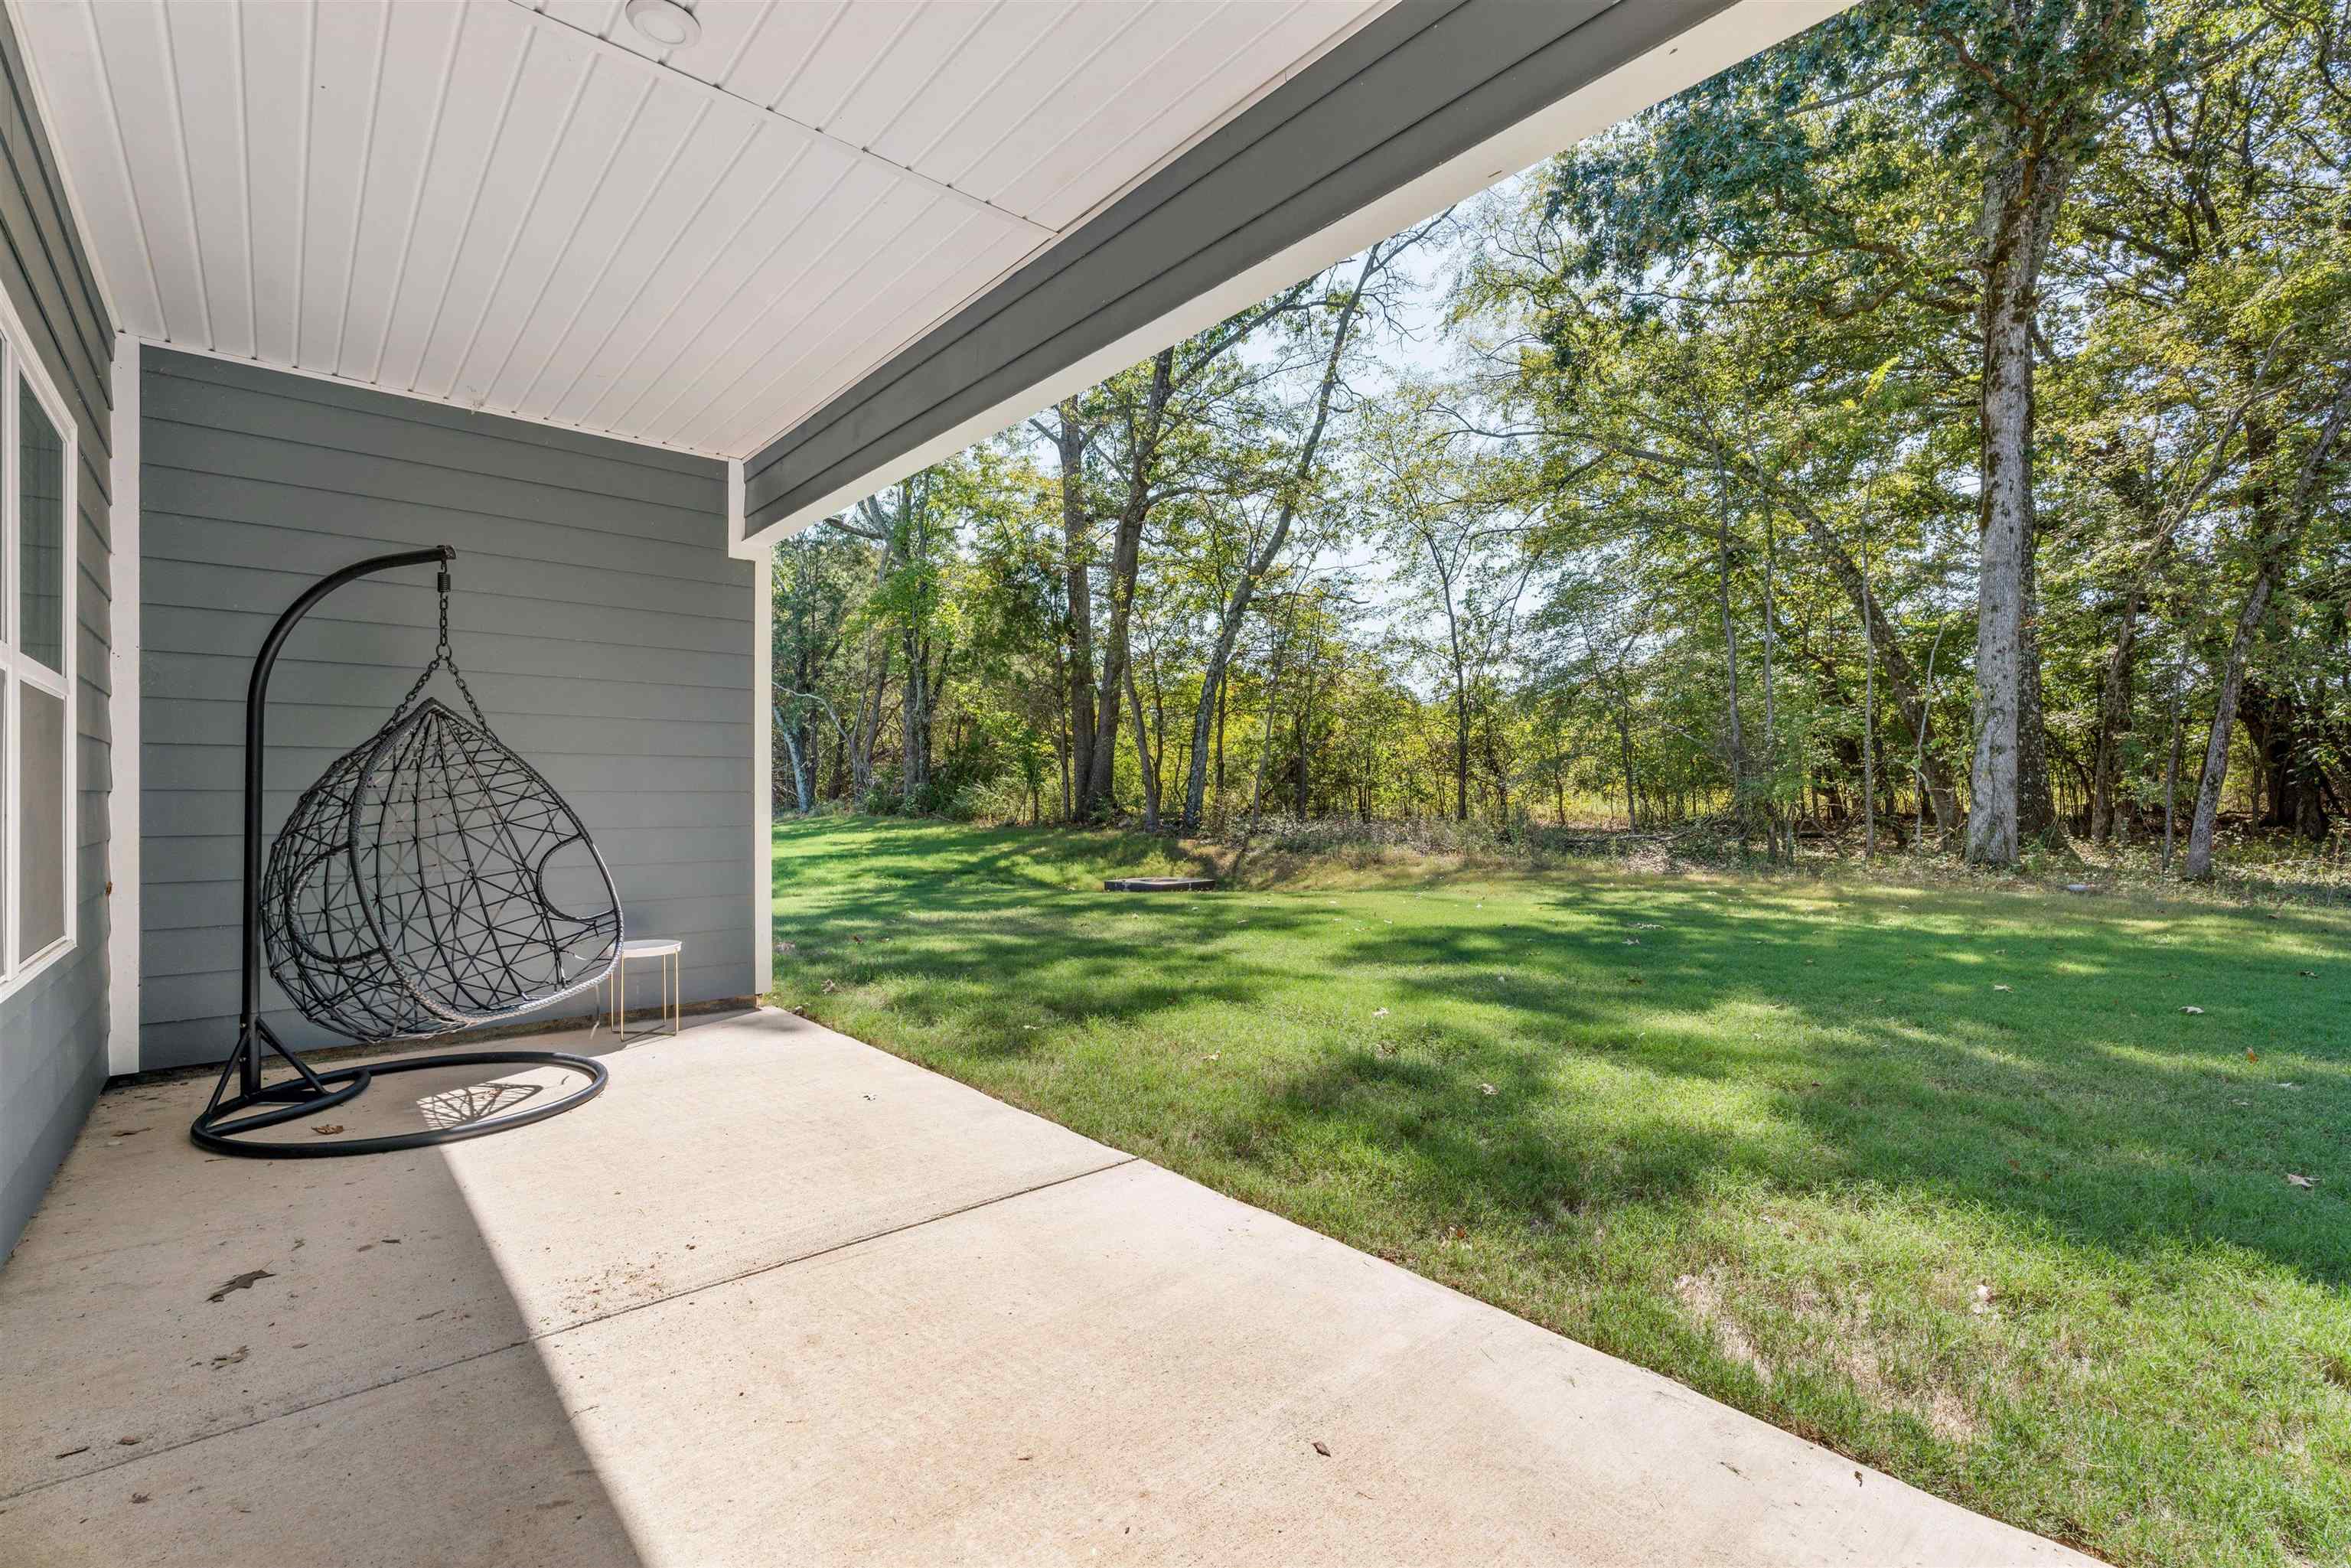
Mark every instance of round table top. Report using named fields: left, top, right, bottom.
left=618, top=937, right=683, bottom=957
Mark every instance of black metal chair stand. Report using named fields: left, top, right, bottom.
left=190, top=546, right=614, bottom=1159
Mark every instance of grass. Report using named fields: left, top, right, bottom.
left=771, top=815, right=2351, bottom=1566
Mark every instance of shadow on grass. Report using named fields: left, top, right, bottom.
left=774, top=817, right=2351, bottom=1289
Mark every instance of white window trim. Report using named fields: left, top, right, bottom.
left=0, top=294, right=79, bottom=1002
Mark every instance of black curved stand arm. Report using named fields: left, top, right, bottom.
left=193, top=545, right=608, bottom=1159
left=233, top=546, right=448, bottom=1098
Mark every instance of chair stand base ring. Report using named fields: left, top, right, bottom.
left=191, top=1050, right=608, bottom=1159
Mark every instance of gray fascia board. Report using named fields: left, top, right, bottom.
left=742, top=0, right=1741, bottom=533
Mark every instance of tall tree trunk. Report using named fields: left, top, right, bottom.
left=1449, top=658, right=1471, bottom=824
left=2182, top=565, right=2273, bottom=880
left=1182, top=252, right=1374, bottom=830
left=1967, top=145, right=2071, bottom=865
left=2088, top=579, right=2148, bottom=844
left=1767, top=487, right=1958, bottom=828
left=1715, top=457, right=1746, bottom=836
left=2160, top=673, right=2183, bottom=874
left=778, top=706, right=810, bottom=813
left=1125, top=654, right=1159, bottom=832
left=1054, top=400, right=1097, bottom=803
left=1615, top=680, right=1639, bottom=833
left=1081, top=352, right=1172, bottom=820
left=2184, top=377, right=2351, bottom=877
left=2017, top=551, right=2059, bottom=841
left=1760, top=502, right=1782, bottom=860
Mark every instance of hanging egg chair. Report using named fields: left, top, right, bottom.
left=193, top=546, right=618, bottom=1159
left=261, top=691, right=624, bottom=1042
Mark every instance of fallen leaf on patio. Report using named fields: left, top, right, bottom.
left=1312, top=1441, right=1332, bottom=1458
left=311, top=1123, right=344, bottom=1135
left=116, top=1436, right=142, bottom=1446
left=53, top=1446, right=87, bottom=1460
left=206, top=1269, right=273, bottom=1303
left=130, top=1493, right=149, bottom=1504
left=210, top=1346, right=248, bottom=1369
left=2286, top=1174, right=2316, bottom=1188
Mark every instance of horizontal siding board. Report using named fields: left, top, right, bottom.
left=146, top=785, right=748, bottom=839
left=145, top=946, right=752, bottom=1033
left=0, top=1, right=112, bottom=1261
left=145, top=507, right=748, bottom=612
left=142, top=607, right=748, bottom=692
left=142, top=476, right=745, bottom=588
left=144, top=699, right=751, bottom=760
left=149, top=350, right=718, bottom=481
left=0, top=96, right=108, bottom=421
left=146, top=853, right=752, bottom=933
left=143, top=560, right=748, bottom=656
left=144, top=419, right=720, bottom=548
left=144, top=367, right=722, bottom=516
left=143, top=825, right=749, bottom=888
left=141, top=347, right=755, bottom=1067
left=144, top=654, right=748, bottom=723
left=145, top=894, right=751, bottom=981
left=0, top=23, right=110, bottom=363
left=140, top=742, right=748, bottom=798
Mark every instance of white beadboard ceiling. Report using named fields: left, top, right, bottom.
left=18, top=0, right=1387, bottom=458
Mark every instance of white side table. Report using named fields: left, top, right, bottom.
left=602, top=937, right=683, bottom=1041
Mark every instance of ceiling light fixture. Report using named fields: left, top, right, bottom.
left=624, top=0, right=700, bottom=51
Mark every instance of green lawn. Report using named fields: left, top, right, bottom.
left=771, top=816, right=2350, bottom=1566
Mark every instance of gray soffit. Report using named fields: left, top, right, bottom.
left=742, top=0, right=1745, bottom=536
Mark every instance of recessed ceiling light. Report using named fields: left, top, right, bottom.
left=624, top=0, right=700, bottom=50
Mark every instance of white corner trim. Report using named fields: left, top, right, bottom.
left=738, top=0, right=1855, bottom=547
left=726, top=456, right=753, bottom=558
left=748, top=530, right=772, bottom=998
left=130, top=335, right=738, bottom=464
left=106, top=331, right=139, bottom=1074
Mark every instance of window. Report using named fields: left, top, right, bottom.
left=2, top=329, right=73, bottom=994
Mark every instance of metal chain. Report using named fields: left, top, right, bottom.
left=390, top=566, right=491, bottom=729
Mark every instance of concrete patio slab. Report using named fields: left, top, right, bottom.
left=0, top=1009, right=2089, bottom=1566
left=0, top=1013, right=1119, bottom=1497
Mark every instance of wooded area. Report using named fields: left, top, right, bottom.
left=771, top=0, right=2351, bottom=878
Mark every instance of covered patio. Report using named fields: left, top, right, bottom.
left=0, top=0, right=2105, bottom=1560
left=0, top=1010, right=2082, bottom=1566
